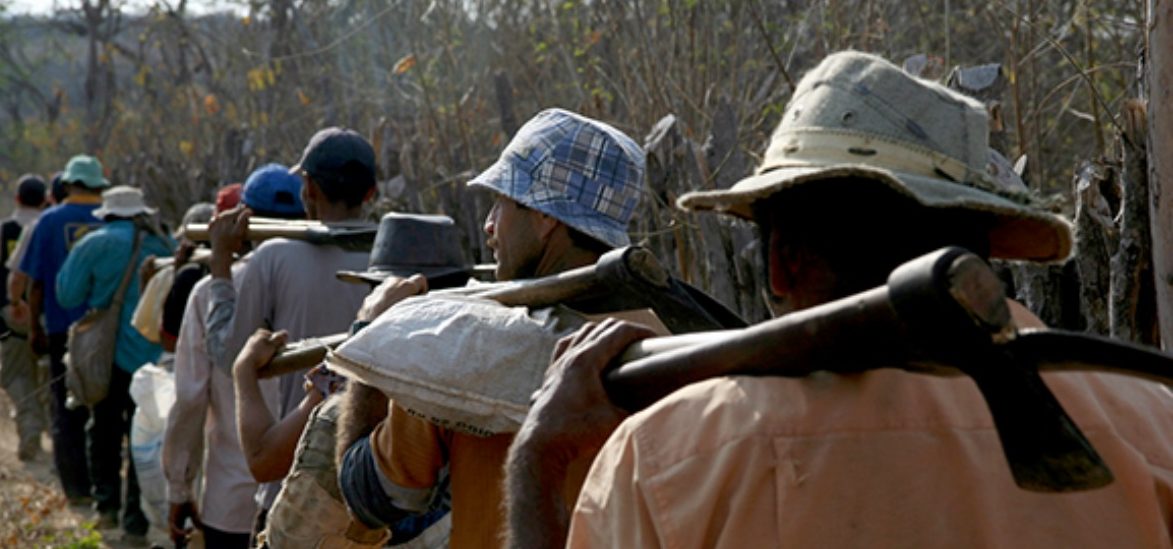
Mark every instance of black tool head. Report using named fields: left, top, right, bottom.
left=888, top=247, right=1114, bottom=492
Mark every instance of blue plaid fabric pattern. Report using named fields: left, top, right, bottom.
left=468, top=108, right=645, bottom=248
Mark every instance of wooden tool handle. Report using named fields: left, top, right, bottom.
left=604, top=285, right=899, bottom=410
left=181, top=224, right=318, bottom=242
left=151, top=248, right=212, bottom=269
left=259, top=333, right=348, bottom=379
left=262, top=246, right=669, bottom=377
left=604, top=248, right=1115, bottom=493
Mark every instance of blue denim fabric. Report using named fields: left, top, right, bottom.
left=338, top=436, right=451, bottom=543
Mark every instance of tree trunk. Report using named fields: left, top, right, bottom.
left=1111, top=99, right=1159, bottom=344
left=1072, top=161, right=1116, bottom=335
left=1147, top=0, right=1173, bottom=349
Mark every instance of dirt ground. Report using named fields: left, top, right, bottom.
left=0, top=388, right=170, bottom=548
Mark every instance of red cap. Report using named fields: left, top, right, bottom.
left=216, top=183, right=243, bottom=213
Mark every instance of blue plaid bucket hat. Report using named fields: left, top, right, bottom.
left=467, top=108, right=645, bottom=248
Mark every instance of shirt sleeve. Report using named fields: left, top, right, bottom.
left=18, top=218, right=47, bottom=281
left=163, top=282, right=210, bottom=504
left=7, top=218, right=36, bottom=273
left=55, top=232, right=101, bottom=309
left=208, top=247, right=272, bottom=375
left=204, top=277, right=237, bottom=375
left=367, top=403, right=447, bottom=511
left=566, top=422, right=663, bottom=549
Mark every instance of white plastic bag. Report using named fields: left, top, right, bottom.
left=129, top=361, right=177, bottom=531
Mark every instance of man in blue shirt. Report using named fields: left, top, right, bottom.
left=57, top=185, right=173, bottom=543
left=19, top=155, right=106, bottom=503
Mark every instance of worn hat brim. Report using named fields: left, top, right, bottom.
left=677, top=163, right=1073, bottom=262
left=66, top=175, right=110, bottom=189
left=93, top=205, right=157, bottom=219
left=336, top=264, right=472, bottom=286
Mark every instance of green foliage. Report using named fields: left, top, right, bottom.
left=57, top=521, right=102, bottom=549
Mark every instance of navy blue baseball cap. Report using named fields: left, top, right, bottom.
left=243, top=163, right=305, bottom=218
left=290, top=127, right=376, bottom=189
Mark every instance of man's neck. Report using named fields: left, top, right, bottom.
left=533, top=245, right=600, bottom=278
left=64, top=192, right=102, bottom=205
left=313, top=202, right=365, bottom=223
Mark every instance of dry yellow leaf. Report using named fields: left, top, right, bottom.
left=393, top=54, right=417, bottom=75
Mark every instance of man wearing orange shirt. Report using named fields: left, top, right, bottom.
left=335, top=108, right=646, bottom=548
left=507, top=52, right=1173, bottom=548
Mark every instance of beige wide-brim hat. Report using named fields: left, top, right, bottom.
left=678, top=51, right=1073, bottom=262
left=93, top=185, right=157, bottom=219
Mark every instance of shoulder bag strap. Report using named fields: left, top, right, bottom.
left=110, top=227, right=145, bottom=309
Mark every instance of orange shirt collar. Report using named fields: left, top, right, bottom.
left=63, top=194, right=103, bottom=205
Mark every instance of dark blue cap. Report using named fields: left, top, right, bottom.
left=290, top=127, right=376, bottom=188
left=49, top=172, right=66, bottom=204
left=243, top=163, right=305, bottom=217
left=15, top=174, right=46, bottom=207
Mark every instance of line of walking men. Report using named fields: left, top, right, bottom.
left=1, top=50, right=1170, bottom=549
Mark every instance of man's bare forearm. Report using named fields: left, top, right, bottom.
left=504, top=431, right=571, bottom=549
left=28, top=281, right=42, bottom=322
left=336, top=382, right=389, bottom=465
left=234, top=370, right=319, bottom=482
left=8, top=271, right=27, bottom=305
left=28, top=281, right=45, bottom=350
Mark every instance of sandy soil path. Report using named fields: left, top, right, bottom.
left=0, top=387, right=171, bottom=548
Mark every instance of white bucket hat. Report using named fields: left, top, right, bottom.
left=677, top=51, right=1073, bottom=262
left=93, top=185, right=157, bottom=219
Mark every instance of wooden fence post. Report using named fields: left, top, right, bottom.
left=1111, top=99, right=1159, bottom=344
left=1147, top=0, right=1173, bottom=348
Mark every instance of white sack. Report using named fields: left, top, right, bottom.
left=132, top=264, right=175, bottom=344
left=129, top=362, right=177, bottom=531
left=326, top=295, right=582, bottom=436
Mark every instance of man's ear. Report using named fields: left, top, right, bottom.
left=303, top=177, right=322, bottom=201
left=363, top=185, right=377, bottom=203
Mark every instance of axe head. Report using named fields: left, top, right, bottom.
left=968, top=362, right=1114, bottom=492
left=887, top=247, right=1114, bottom=492
left=596, top=246, right=671, bottom=290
